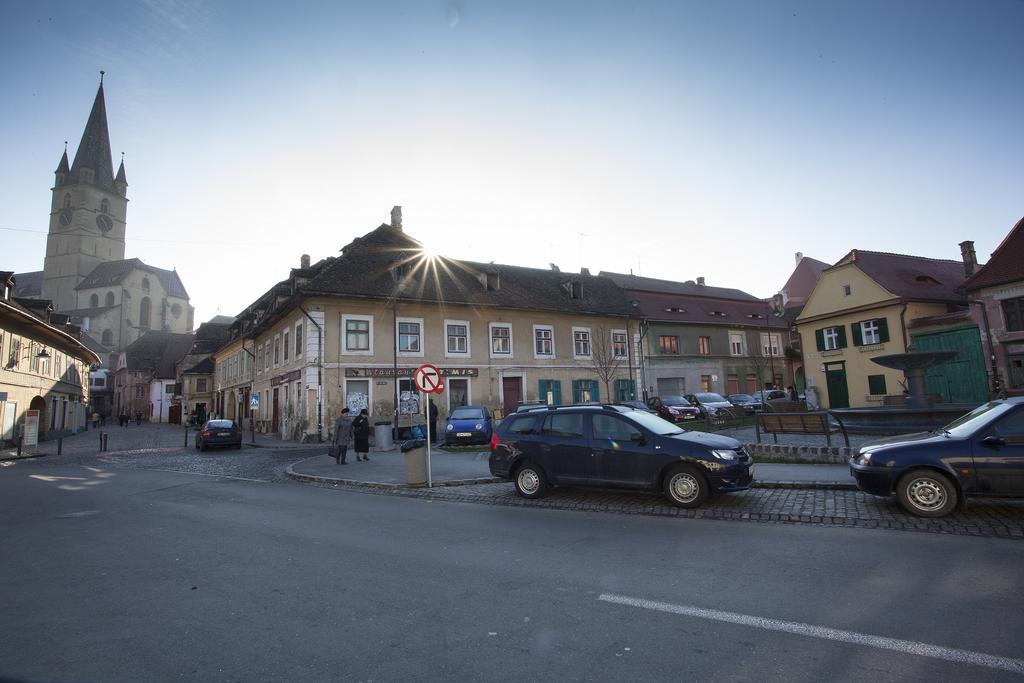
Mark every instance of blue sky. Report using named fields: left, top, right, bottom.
left=2, top=0, right=1022, bottom=324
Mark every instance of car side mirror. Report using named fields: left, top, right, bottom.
left=981, top=435, right=1005, bottom=448
left=630, top=433, right=646, bottom=445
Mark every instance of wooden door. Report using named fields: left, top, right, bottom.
left=502, top=377, right=522, bottom=415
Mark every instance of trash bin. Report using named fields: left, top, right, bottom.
left=374, top=421, right=394, bottom=452
left=401, top=439, right=427, bottom=486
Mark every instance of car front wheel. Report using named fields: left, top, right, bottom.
left=663, top=465, right=709, bottom=508
left=897, top=469, right=958, bottom=517
left=514, top=462, right=548, bottom=500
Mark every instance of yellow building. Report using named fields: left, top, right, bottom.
left=796, top=249, right=975, bottom=409
left=219, top=210, right=639, bottom=442
left=1, top=273, right=101, bottom=442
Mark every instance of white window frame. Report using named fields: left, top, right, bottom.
left=342, top=314, right=374, bottom=356
left=572, top=326, right=592, bottom=360
left=273, top=334, right=281, bottom=367
left=343, top=377, right=373, bottom=415
left=611, top=329, right=628, bottom=360
left=397, top=316, right=425, bottom=358
left=533, top=324, right=555, bottom=359
left=729, top=332, right=745, bottom=356
left=861, top=320, right=880, bottom=345
left=822, top=328, right=839, bottom=351
left=489, top=322, right=513, bottom=358
left=445, top=377, right=473, bottom=412
left=283, top=328, right=290, bottom=362
left=444, top=319, right=471, bottom=358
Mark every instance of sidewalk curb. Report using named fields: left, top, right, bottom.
left=753, top=481, right=857, bottom=491
left=284, top=461, right=500, bottom=489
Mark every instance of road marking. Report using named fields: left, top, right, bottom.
left=126, top=467, right=270, bottom=484
left=597, top=593, right=1024, bottom=675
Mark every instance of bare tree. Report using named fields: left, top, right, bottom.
left=589, top=326, right=628, bottom=401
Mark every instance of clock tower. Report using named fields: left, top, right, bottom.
left=42, top=73, right=129, bottom=312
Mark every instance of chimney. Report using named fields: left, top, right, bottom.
left=580, top=267, right=591, bottom=276
left=795, top=252, right=803, bottom=266
left=697, top=276, right=705, bottom=286
left=959, top=240, right=977, bottom=277
left=300, top=254, right=310, bottom=269
left=390, top=206, right=403, bottom=231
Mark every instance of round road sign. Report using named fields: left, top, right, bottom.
left=413, top=363, right=444, bottom=394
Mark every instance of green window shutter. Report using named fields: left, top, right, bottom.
left=539, top=380, right=550, bottom=405
left=552, top=381, right=562, bottom=405
left=868, top=374, right=887, bottom=395
left=878, top=318, right=890, bottom=343
left=815, top=329, right=825, bottom=351
left=572, top=380, right=583, bottom=403
left=836, top=326, right=848, bottom=349
left=589, top=380, right=600, bottom=403
left=851, top=322, right=863, bottom=347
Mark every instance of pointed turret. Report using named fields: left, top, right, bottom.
left=54, top=145, right=70, bottom=187
left=69, top=76, right=115, bottom=191
left=115, top=155, right=128, bottom=196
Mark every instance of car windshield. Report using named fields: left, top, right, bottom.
left=208, top=420, right=235, bottom=429
left=942, top=401, right=1014, bottom=437
left=450, top=407, right=485, bottom=420
left=695, top=393, right=727, bottom=403
left=661, top=395, right=690, bottom=406
left=730, top=394, right=753, bottom=402
left=624, top=410, right=685, bottom=435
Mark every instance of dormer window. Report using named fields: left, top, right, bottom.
left=663, top=306, right=686, bottom=313
left=486, top=272, right=500, bottom=291
left=571, top=281, right=583, bottom=299
left=746, top=313, right=764, bottom=319
left=100, top=199, right=109, bottom=214
left=915, top=275, right=940, bottom=285
left=142, top=277, right=150, bottom=292
left=708, top=311, right=727, bottom=317
left=80, top=168, right=94, bottom=183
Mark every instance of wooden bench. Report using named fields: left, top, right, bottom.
left=755, top=411, right=849, bottom=447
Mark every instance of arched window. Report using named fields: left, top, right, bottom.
left=142, top=277, right=150, bottom=292
left=100, top=198, right=109, bottom=214
left=140, top=297, right=151, bottom=329
left=90, top=293, right=99, bottom=308
left=105, top=291, right=115, bottom=306
left=63, top=194, right=71, bottom=209
left=101, top=329, right=113, bottom=346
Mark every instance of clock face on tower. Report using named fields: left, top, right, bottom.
left=59, top=208, right=72, bottom=226
left=96, top=214, right=113, bottom=233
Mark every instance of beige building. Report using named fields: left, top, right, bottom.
left=211, top=336, right=255, bottom=426
left=1, top=273, right=101, bottom=443
left=225, top=211, right=639, bottom=442
left=796, top=249, right=976, bottom=409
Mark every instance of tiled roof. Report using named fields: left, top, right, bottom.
left=779, top=256, right=829, bottom=303
left=75, top=258, right=190, bottom=299
left=299, top=225, right=634, bottom=317
left=965, top=216, right=1024, bottom=291
left=183, top=356, right=215, bottom=375
left=122, top=331, right=195, bottom=378
left=12, top=270, right=42, bottom=297
left=623, top=289, right=774, bottom=326
left=831, top=249, right=967, bottom=302
left=69, top=83, right=116, bottom=192
left=600, top=271, right=760, bottom=301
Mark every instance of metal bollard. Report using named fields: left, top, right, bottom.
left=17, top=434, right=23, bottom=457
left=102, top=433, right=108, bottom=452
left=58, top=437, right=63, bottom=456
left=184, top=428, right=189, bottom=447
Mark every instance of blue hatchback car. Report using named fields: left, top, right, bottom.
left=444, top=405, right=493, bottom=445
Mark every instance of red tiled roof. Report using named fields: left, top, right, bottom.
left=964, top=215, right=1024, bottom=291
left=780, top=256, right=829, bottom=303
left=831, top=249, right=967, bottom=302
left=626, top=290, right=774, bottom=326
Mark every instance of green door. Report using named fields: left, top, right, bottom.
left=912, top=327, right=988, bottom=404
left=824, top=362, right=849, bottom=409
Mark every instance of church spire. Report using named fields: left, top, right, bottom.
left=55, top=142, right=70, bottom=174
left=115, top=153, right=128, bottom=195
left=69, top=72, right=115, bottom=191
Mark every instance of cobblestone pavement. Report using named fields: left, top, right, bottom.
left=303, top=478, right=1024, bottom=540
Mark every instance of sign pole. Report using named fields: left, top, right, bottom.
left=424, top=394, right=432, bottom=488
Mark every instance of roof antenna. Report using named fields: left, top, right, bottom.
left=64, top=140, right=68, bottom=152
left=100, top=70, right=105, bottom=85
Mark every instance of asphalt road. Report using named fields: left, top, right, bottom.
left=2, top=451, right=1024, bottom=682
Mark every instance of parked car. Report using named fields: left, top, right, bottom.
left=727, top=393, right=760, bottom=415
left=849, top=398, right=1024, bottom=517
left=490, top=404, right=753, bottom=508
left=617, top=400, right=656, bottom=414
left=195, top=419, right=242, bottom=451
left=686, top=392, right=736, bottom=419
left=444, top=405, right=493, bottom=445
left=647, top=395, right=701, bottom=422
left=750, top=389, right=787, bottom=408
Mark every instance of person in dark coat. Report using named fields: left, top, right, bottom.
left=352, top=409, right=371, bottom=461
left=787, top=385, right=799, bottom=402
left=331, top=408, right=353, bottom=465
left=428, top=398, right=439, bottom=442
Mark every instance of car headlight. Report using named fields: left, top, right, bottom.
left=711, top=449, right=737, bottom=461
left=475, top=424, right=483, bottom=430
left=446, top=424, right=453, bottom=431
left=855, top=452, right=872, bottom=465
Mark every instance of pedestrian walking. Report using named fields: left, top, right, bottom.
left=331, top=408, right=353, bottom=465
left=119, top=412, right=127, bottom=428
left=787, top=385, right=799, bottom=402
left=352, top=409, right=371, bottom=461
left=428, top=398, right=439, bottom=442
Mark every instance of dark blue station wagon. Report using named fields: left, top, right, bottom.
left=489, top=404, right=754, bottom=508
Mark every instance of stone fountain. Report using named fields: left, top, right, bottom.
left=870, top=348, right=959, bottom=409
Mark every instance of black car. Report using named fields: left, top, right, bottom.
left=617, top=400, right=656, bottom=414
left=849, top=398, right=1024, bottom=517
left=489, top=404, right=754, bottom=508
left=195, top=419, right=243, bottom=451
left=727, top=393, right=760, bottom=415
